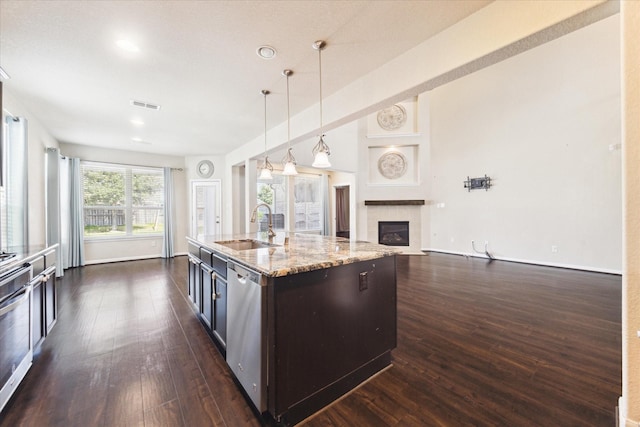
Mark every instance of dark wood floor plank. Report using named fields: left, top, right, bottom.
left=143, top=399, right=183, bottom=427
left=0, top=254, right=620, bottom=427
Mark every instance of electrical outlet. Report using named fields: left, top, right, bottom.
left=551, top=245, right=558, bottom=253
left=359, top=272, right=368, bottom=291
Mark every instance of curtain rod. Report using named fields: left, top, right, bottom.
left=46, top=147, right=184, bottom=171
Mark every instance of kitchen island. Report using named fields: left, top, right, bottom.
left=186, top=233, right=397, bottom=426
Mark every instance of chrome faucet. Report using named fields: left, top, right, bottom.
left=250, top=203, right=276, bottom=238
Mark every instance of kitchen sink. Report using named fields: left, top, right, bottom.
left=215, top=239, right=279, bottom=251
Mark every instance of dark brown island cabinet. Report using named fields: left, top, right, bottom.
left=187, top=235, right=397, bottom=426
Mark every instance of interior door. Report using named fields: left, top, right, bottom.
left=191, top=180, right=221, bottom=237
left=335, top=185, right=350, bottom=238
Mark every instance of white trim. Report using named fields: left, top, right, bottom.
left=422, top=248, right=622, bottom=275
left=84, top=234, right=163, bottom=242
left=617, top=397, right=639, bottom=427
left=83, top=251, right=188, bottom=265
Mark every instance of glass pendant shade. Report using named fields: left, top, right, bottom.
left=282, top=148, right=298, bottom=175
left=282, top=162, right=298, bottom=176
left=311, top=134, right=331, bottom=168
left=312, top=151, right=331, bottom=168
left=258, top=157, right=273, bottom=180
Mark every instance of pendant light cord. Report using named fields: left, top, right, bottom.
left=318, top=46, right=323, bottom=134
left=263, top=91, right=268, bottom=153
left=286, top=72, right=291, bottom=147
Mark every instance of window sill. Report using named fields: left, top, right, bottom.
left=84, top=235, right=163, bottom=243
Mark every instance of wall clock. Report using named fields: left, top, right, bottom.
left=196, top=160, right=214, bottom=178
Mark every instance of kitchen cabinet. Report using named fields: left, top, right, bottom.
left=212, top=273, right=227, bottom=346
left=186, top=243, right=227, bottom=350
left=31, top=275, right=44, bottom=348
left=29, top=248, right=57, bottom=349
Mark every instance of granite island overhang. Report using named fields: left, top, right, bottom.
left=186, top=233, right=398, bottom=425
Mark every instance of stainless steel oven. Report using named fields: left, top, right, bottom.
left=0, top=265, right=32, bottom=413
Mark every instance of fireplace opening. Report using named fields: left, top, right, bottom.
left=378, top=221, right=409, bottom=246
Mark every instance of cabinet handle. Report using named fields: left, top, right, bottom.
left=211, top=272, right=217, bottom=281
left=212, top=292, right=221, bottom=300
left=41, top=274, right=49, bottom=283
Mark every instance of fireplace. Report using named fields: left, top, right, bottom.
left=378, top=221, right=409, bottom=246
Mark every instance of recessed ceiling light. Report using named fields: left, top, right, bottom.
left=256, top=45, right=277, bottom=60
left=130, top=119, right=144, bottom=126
left=131, top=137, right=151, bottom=144
left=116, top=39, right=140, bottom=53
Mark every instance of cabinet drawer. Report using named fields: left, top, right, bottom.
left=44, top=250, right=57, bottom=270
left=188, top=241, right=200, bottom=258
left=200, top=247, right=214, bottom=267
left=30, top=256, right=45, bottom=277
left=211, top=253, right=227, bottom=279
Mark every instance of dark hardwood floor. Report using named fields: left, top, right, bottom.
left=0, top=253, right=621, bottom=426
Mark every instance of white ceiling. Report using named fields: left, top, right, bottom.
left=0, top=0, right=492, bottom=157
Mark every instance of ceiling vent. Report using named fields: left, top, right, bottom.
left=130, top=99, right=161, bottom=111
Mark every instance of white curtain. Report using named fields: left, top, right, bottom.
left=59, top=156, right=70, bottom=269
left=321, top=174, right=330, bottom=236
left=68, top=158, right=85, bottom=267
left=46, top=148, right=63, bottom=275
left=162, top=167, right=175, bottom=258
left=46, top=150, right=84, bottom=270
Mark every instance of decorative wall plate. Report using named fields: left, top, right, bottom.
left=377, top=152, right=407, bottom=179
left=376, top=104, right=407, bottom=131
left=196, top=160, right=214, bottom=178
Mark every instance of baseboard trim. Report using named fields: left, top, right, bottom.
left=421, top=248, right=622, bottom=275
left=84, top=252, right=188, bottom=265
left=617, top=398, right=639, bottom=427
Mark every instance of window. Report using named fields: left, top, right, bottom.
left=1, top=116, right=28, bottom=248
left=257, top=174, right=287, bottom=231
left=82, top=162, right=164, bottom=238
left=256, top=172, right=324, bottom=233
left=293, top=175, right=322, bottom=232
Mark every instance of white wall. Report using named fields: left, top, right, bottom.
left=4, top=89, right=59, bottom=247
left=59, top=143, right=188, bottom=263
left=428, top=15, right=621, bottom=272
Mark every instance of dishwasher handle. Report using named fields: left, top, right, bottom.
left=228, top=262, right=261, bottom=285
left=0, top=284, right=31, bottom=316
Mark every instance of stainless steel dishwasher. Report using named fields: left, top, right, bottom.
left=226, top=261, right=266, bottom=412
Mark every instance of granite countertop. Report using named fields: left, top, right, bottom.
left=0, top=244, right=58, bottom=277
left=188, top=232, right=399, bottom=277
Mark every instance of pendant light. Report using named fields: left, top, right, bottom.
left=311, top=40, right=331, bottom=168
left=258, top=89, right=273, bottom=180
left=281, top=69, right=298, bottom=176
